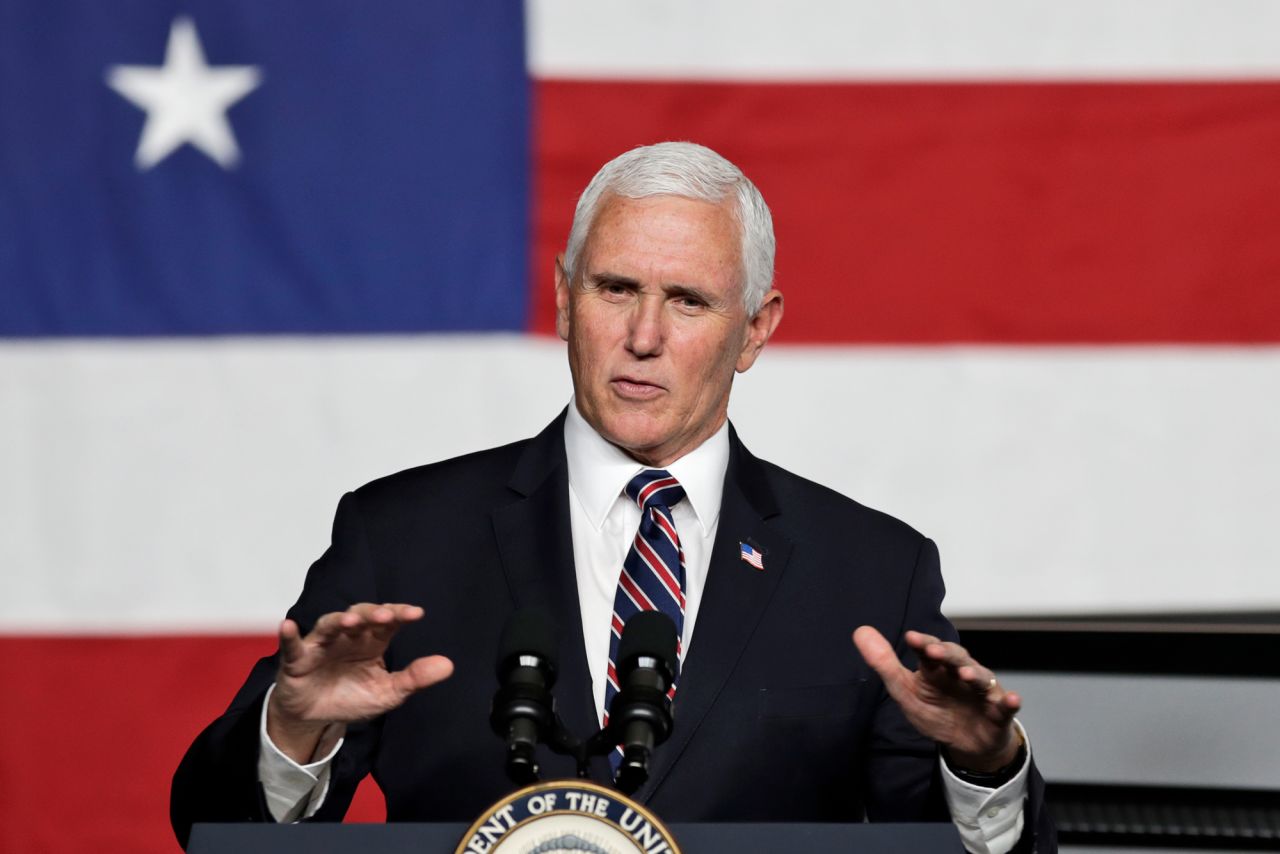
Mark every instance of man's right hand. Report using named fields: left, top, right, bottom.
left=266, top=603, right=454, bottom=763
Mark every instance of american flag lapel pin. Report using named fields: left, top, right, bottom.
left=739, top=540, right=765, bottom=570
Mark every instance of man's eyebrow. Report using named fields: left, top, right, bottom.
left=586, top=271, right=640, bottom=288
left=664, top=283, right=717, bottom=304
left=585, top=273, right=719, bottom=304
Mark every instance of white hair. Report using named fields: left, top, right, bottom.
left=562, top=141, right=775, bottom=315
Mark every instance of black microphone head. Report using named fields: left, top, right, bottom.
left=609, top=611, right=678, bottom=792
left=617, top=610, right=678, bottom=685
left=492, top=608, right=560, bottom=785
left=496, top=608, right=559, bottom=681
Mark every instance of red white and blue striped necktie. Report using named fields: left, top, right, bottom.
left=604, top=470, right=687, bottom=744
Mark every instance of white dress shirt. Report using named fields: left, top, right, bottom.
left=258, top=402, right=1031, bottom=853
left=562, top=400, right=727, bottom=721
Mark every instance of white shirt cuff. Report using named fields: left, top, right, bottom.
left=257, top=684, right=346, bottom=822
left=940, top=720, right=1031, bottom=854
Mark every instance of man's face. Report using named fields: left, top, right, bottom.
left=556, top=194, right=782, bottom=467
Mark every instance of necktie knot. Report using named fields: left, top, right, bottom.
left=625, top=469, right=686, bottom=512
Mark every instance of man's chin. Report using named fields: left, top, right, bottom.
left=597, top=420, right=675, bottom=466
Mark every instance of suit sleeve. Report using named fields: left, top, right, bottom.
left=861, top=538, right=1057, bottom=853
left=861, top=537, right=955, bottom=822
left=170, top=491, right=385, bottom=849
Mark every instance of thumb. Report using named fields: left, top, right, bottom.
left=853, top=626, right=910, bottom=695
left=389, top=654, right=455, bottom=701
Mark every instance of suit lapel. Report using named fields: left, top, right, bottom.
left=490, top=412, right=601, bottom=761
left=638, top=426, right=792, bottom=800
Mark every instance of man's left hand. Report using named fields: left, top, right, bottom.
left=853, top=626, right=1021, bottom=772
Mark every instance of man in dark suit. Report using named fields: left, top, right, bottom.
left=172, top=142, right=1054, bottom=852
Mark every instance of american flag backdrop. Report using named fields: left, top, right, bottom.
left=2, top=1, right=1279, bottom=850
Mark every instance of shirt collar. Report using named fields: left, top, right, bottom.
left=564, top=399, right=728, bottom=537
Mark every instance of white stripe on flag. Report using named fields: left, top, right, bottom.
left=528, top=0, right=1280, bottom=80
left=2, top=338, right=1277, bottom=630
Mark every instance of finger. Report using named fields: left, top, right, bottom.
left=342, top=602, right=424, bottom=628
left=986, top=681, right=1021, bottom=711
left=905, top=631, right=971, bottom=660
left=278, top=619, right=305, bottom=665
left=903, top=630, right=942, bottom=651
left=343, top=602, right=396, bottom=624
left=961, top=666, right=1018, bottom=713
left=307, top=603, right=426, bottom=645
left=367, top=614, right=412, bottom=644
left=309, top=610, right=359, bottom=643
left=956, top=664, right=999, bottom=692
left=971, top=677, right=1022, bottom=724
left=330, top=603, right=404, bottom=641
left=852, top=626, right=912, bottom=696
left=910, top=638, right=1010, bottom=700
left=373, top=604, right=425, bottom=639
left=389, top=655, right=454, bottom=700
left=387, top=603, right=425, bottom=622
left=336, top=613, right=377, bottom=640
left=356, top=603, right=425, bottom=642
left=921, top=659, right=1005, bottom=707
left=903, top=632, right=962, bottom=674
left=913, top=641, right=987, bottom=688
left=918, top=638, right=973, bottom=667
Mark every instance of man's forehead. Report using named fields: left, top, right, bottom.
left=582, top=194, right=740, bottom=259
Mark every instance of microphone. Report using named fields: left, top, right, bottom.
left=490, top=609, right=558, bottom=785
left=606, top=610, right=678, bottom=794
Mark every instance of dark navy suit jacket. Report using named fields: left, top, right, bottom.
left=171, top=412, right=1054, bottom=851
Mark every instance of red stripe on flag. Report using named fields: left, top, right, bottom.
left=533, top=80, right=1280, bottom=343
left=0, top=636, right=385, bottom=853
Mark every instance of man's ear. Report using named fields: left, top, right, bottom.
left=736, top=289, right=784, bottom=373
left=554, top=256, right=571, bottom=342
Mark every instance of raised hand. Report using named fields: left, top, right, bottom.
left=853, top=626, right=1020, bottom=772
left=267, top=603, right=454, bottom=762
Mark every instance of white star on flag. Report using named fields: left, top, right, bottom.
left=106, top=17, right=262, bottom=170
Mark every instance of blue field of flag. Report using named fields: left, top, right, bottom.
left=0, top=1, right=529, bottom=336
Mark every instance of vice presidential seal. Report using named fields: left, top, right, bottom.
left=455, top=780, right=682, bottom=854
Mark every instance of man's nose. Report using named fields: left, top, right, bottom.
left=625, top=296, right=664, bottom=357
